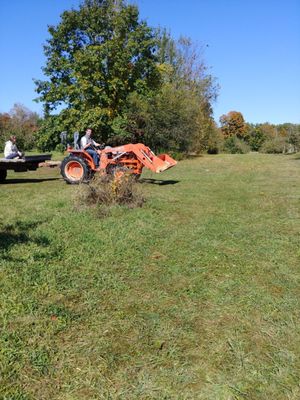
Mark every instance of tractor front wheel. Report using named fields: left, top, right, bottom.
left=61, top=156, right=91, bottom=184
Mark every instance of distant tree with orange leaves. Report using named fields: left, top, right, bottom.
left=0, top=113, right=11, bottom=149
left=0, top=104, right=40, bottom=151
left=219, top=111, right=247, bottom=139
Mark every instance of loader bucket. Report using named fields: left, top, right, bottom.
left=156, top=154, right=177, bottom=172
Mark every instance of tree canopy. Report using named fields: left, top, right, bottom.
left=35, top=0, right=160, bottom=147
left=0, top=104, right=40, bottom=150
left=219, top=111, right=247, bottom=139
left=34, top=0, right=219, bottom=152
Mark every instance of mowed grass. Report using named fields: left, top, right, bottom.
left=0, top=154, right=299, bottom=399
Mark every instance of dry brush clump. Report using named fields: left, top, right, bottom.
left=75, top=173, right=145, bottom=214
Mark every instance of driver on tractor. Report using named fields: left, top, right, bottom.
left=80, top=128, right=100, bottom=168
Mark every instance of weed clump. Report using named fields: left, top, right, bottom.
left=75, top=173, right=145, bottom=214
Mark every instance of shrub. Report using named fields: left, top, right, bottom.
left=223, top=136, right=250, bottom=154
left=55, top=143, right=66, bottom=154
left=259, top=137, right=286, bottom=154
left=206, top=129, right=224, bottom=154
left=75, top=173, right=145, bottom=215
left=168, top=151, right=186, bottom=161
left=247, top=128, right=266, bottom=151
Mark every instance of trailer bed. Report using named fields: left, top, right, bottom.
left=0, top=154, right=52, bottom=182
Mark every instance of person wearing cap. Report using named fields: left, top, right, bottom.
left=4, top=135, right=23, bottom=159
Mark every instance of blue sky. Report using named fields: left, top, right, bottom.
left=0, top=0, right=299, bottom=124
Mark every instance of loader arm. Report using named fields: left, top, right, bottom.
left=120, top=143, right=177, bottom=173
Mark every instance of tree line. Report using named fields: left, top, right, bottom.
left=219, top=111, right=300, bottom=154
left=2, top=105, right=299, bottom=155
left=1, top=0, right=299, bottom=156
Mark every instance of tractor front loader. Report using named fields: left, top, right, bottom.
left=60, top=143, right=177, bottom=184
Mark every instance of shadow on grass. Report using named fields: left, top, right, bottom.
left=139, top=178, right=179, bottom=186
left=0, top=220, right=50, bottom=254
left=1, top=177, right=60, bottom=184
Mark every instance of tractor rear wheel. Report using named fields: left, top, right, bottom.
left=61, top=156, right=91, bottom=184
left=0, top=170, right=7, bottom=183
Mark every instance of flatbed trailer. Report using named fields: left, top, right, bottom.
left=0, top=154, right=52, bottom=182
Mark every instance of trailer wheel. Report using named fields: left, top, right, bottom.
left=61, top=156, right=91, bottom=184
left=0, top=170, right=7, bottom=183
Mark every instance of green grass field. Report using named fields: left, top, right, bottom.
left=1, top=153, right=299, bottom=399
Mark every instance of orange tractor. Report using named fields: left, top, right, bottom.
left=60, top=143, right=177, bottom=184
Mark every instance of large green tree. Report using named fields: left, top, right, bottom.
left=35, top=0, right=160, bottom=150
